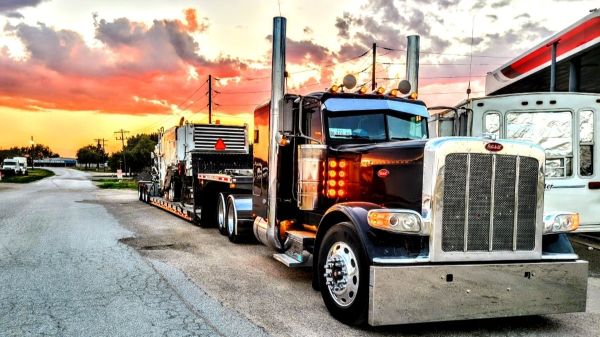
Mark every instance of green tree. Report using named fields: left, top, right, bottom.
left=108, top=133, right=156, bottom=173
left=76, top=145, right=105, bottom=169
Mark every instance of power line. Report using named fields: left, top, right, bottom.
left=376, top=45, right=514, bottom=59
left=377, top=75, right=487, bottom=80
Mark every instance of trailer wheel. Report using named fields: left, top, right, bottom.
left=217, top=193, right=227, bottom=235
left=318, top=222, right=368, bottom=325
left=225, top=195, right=241, bottom=243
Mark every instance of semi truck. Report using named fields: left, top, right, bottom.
left=139, top=17, right=588, bottom=326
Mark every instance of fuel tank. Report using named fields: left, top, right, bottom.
left=332, top=139, right=427, bottom=212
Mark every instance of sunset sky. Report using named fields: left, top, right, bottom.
left=0, top=0, right=597, bottom=156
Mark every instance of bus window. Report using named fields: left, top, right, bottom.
left=506, top=111, right=573, bottom=178
left=484, top=112, right=500, bottom=137
left=579, top=110, right=594, bottom=176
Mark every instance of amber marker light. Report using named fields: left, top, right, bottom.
left=329, top=84, right=340, bottom=93
left=375, top=87, right=385, bottom=95
left=328, top=170, right=337, bottom=178
left=409, top=92, right=419, bottom=99
left=357, top=86, right=368, bottom=94
left=338, top=159, right=347, bottom=169
left=327, top=189, right=337, bottom=198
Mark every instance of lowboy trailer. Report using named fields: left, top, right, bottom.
left=139, top=16, right=588, bottom=326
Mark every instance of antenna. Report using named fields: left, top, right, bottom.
left=467, top=15, right=475, bottom=99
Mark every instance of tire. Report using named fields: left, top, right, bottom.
left=138, top=185, right=143, bottom=201
left=217, top=193, right=228, bottom=235
left=225, top=195, right=241, bottom=243
left=317, top=222, right=368, bottom=325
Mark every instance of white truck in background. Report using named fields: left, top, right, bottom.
left=1, top=157, right=28, bottom=175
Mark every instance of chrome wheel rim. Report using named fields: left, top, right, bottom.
left=217, top=195, right=225, bottom=230
left=324, top=241, right=359, bottom=307
left=227, top=201, right=235, bottom=235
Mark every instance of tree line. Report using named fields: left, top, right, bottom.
left=76, top=133, right=157, bottom=173
left=0, top=144, right=59, bottom=165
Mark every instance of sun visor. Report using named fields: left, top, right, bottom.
left=323, top=98, right=429, bottom=118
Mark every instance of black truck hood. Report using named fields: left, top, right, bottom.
left=332, top=139, right=427, bottom=211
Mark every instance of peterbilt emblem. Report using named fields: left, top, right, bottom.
left=485, top=142, right=503, bottom=152
left=377, top=169, right=389, bottom=178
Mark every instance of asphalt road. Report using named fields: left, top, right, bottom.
left=0, top=168, right=268, bottom=337
left=1, top=168, right=599, bottom=337
left=95, top=173, right=600, bottom=337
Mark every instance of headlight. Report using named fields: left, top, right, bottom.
left=367, top=209, right=425, bottom=235
left=543, top=212, right=579, bottom=234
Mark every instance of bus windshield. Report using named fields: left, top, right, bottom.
left=326, top=110, right=427, bottom=143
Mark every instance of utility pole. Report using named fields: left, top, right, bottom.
left=371, top=42, right=377, bottom=90
left=114, top=129, right=129, bottom=174
left=93, top=138, right=108, bottom=171
left=208, top=74, right=212, bottom=124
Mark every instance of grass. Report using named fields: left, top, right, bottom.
left=0, top=169, right=55, bottom=183
left=95, top=178, right=138, bottom=190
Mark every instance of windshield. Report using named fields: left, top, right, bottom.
left=3, top=160, right=16, bottom=166
left=326, top=110, right=427, bottom=143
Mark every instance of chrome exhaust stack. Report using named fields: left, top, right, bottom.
left=406, top=35, right=420, bottom=96
left=259, top=16, right=287, bottom=250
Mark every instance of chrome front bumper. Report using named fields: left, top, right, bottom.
left=368, top=260, right=588, bottom=326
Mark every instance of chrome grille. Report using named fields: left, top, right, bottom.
left=193, top=125, right=247, bottom=153
left=442, top=153, right=538, bottom=252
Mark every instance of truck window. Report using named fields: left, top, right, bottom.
left=484, top=112, right=500, bottom=137
left=506, top=111, right=572, bottom=178
left=327, top=110, right=426, bottom=143
left=579, top=110, right=594, bottom=176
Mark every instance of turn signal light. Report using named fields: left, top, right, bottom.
left=325, top=158, right=349, bottom=199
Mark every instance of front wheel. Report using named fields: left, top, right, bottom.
left=318, top=222, right=368, bottom=325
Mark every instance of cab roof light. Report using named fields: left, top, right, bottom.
left=409, top=92, right=418, bottom=100
left=372, top=87, right=385, bottom=95
left=329, top=84, right=341, bottom=93
left=387, top=89, right=399, bottom=97
left=356, top=86, right=368, bottom=94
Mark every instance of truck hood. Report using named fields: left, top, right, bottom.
left=332, top=139, right=427, bottom=211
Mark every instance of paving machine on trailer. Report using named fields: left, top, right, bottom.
left=138, top=122, right=253, bottom=238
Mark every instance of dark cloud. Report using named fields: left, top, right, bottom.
left=437, top=0, right=460, bottom=8
left=515, top=13, right=531, bottom=19
left=486, top=14, right=498, bottom=21
left=265, top=35, right=331, bottom=64
left=472, top=0, right=486, bottom=9
left=0, top=0, right=46, bottom=13
left=367, top=0, right=400, bottom=22
left=5, top=11, right=23, bottom=18
left=491, top=0, right=511, bottom=8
